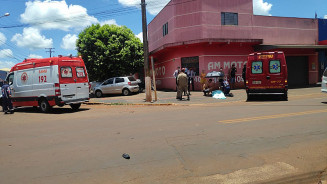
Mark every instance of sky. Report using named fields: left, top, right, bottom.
left=0, top=0, right=326, bottom=70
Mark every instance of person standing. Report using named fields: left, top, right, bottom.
left=242, top=64, right=246, bottom=87
left=200, top=69, right=206, bottom=91
left=187, top=67, right=196, bottom=92
left=176, top=68, right=189, bottom=100
left=173, top=66, right=180, bottom=91
left=219, top=67, right=224, bottom=76
left=1, top=81, right=14, bottom=114
left=229, top=64, right=237, bottom=89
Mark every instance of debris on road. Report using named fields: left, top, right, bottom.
left=122, top=153, right=130, bottom=160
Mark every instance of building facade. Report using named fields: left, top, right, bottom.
left=148, top=0, right=327, bottom=90
left=318, top=18, right=327, bottom=77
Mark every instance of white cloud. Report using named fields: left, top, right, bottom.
left=0, top=49, right=14, bottom=58
left=0, top=32, right=6, bottom=46
left=61, top=34, right=77, bottom=50
left=100, top=19, right=118, bottom=26
left=136, top=32, right=143, bottom=42
left=324, top=15, right=327, bottom=19
left=11, top=27, right=53, bottom=50
left=20, top=0, right=98, bottom=31
left=118, top=0, right=170, bottom=15
left=28, top=54, right=43, bottom=59
left=253, top=0, right=272, bottom=16
left=0, top=61, right=16, bottom=69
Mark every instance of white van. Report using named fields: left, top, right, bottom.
left=5, top=56, right=90, bottom=112
left=322, top=68, right=327, bottom=93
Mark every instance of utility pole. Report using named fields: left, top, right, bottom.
left=45, top=48, right=55, bottom=58
left=141, top=0, right=152, bottom=102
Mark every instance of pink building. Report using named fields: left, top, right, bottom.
left=148, top=0, right=323, bottom=90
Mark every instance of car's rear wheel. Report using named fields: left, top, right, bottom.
left=95, top=90, right=102, bottom=98
left=70, top=103, right=81, bottom=111
left=122, top=89, right=130, bottom=96
left=39, top=99, right=51, bottom=113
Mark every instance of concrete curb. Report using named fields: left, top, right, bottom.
left=84, top=102, right=176, bottom=106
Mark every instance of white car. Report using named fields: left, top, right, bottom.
left=93, top=76, right=139, bottom=97
left=322, top=68, right=327, bottom=93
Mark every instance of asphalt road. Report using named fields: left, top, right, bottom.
left=0, top=87, right=326, bottom=184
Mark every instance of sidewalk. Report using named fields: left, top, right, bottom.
left=86, top=89, right=249, bottom=106
left=86, top=87, right=323, bottom=106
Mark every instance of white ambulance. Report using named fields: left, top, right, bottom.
left=6, top=55, right=90, bottom=112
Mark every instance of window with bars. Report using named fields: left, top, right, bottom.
left=221, top=12, right=238, bottom=25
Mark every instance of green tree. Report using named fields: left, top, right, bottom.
left=77, top=24, right=144, bottom=81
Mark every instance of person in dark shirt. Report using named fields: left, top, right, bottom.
left=242, top=64, right=246, bottom=87
left=1, top=81, right=14, bottom=114
left=220, top=79, right=231, bottom=96
left=229, top=64, right=237, bottom=89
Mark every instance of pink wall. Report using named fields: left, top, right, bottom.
left=308, top=54, right=319, bottom=84
left=148, top=0, right=318, bottom=53
left=252, top=16, right=318, bottom=45
left=148, top=0, right=320, bottom=90
left=152, top=43, right=252, bottom=90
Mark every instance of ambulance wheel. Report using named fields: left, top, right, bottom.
left=122, top=89, right=130, bottom=96
left=70, top=103, right=81, bottom=111
left=95, top=90, right=102, bottom=98
left=246, top=93, right=251, bottom=101
left=39, top=99, right=51, bottom=113
left=282, top=92, right=288, bottom=101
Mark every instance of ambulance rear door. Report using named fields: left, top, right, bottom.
left=60, top=66, right=76, bottom=102
left=59, top=59, right=89, bottom=103
left=248, top=58, right=268, bottom=89
left=74, top=66, right=89, bottom=100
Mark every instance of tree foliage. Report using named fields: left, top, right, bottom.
left=77, top=24, right=144, bottom=81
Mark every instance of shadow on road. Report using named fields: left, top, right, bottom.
left=13, top=107, right=90, bottom=114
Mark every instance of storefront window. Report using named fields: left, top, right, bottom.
left=181, top=56, right=199, bottom=75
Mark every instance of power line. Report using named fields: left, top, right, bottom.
left=0, top=41, right=27, bottom=61
left=0, top=1, right=196, bottom=29
left=0, top=46, right=23, bottom=61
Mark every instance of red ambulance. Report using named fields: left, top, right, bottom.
left=245, top=51, right=288, bottom=101
left=6, top=55, right=90, bottom=112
